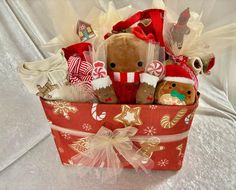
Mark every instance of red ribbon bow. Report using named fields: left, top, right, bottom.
left=67, top=56, right=93, bottom=85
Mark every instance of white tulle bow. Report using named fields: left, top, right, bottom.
left=70, top=126, right=153, bottom=181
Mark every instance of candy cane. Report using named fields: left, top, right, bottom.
left=91, top=103, right=106, bottom=121
left=146, top=60, right=165, bottom=77
left=161, top=108, right=187, bottom=129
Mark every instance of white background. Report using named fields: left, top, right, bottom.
left=0, top=0, right=235, bottom=189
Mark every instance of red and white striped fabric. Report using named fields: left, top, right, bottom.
left=67, top=56, right=93, bottom=84
left=108, top=71, right=142, bottom=83
left=67, top=56, right=96, bottom=99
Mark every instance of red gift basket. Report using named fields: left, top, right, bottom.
left=41, top=97, right=198, bottom=170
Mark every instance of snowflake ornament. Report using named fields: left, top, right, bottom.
left=143, top=126, right=157, bottom=136
left=46, top=101, right=78, bottom=120
left=157, top=159, right=169, bottom=167
left=82, top=123, right=92, bottom=131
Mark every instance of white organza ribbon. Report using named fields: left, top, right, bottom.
left=51, top=124, right=189, bottom=181
left=71, top=126, right=151, bottom=170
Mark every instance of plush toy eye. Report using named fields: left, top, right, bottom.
left=137, top=61, right=143, bottom=67
left=110, top=62, right=116, bottom=68
left=187, top=90, right=191, bottom=95
left=172, top=83, right=176, bottom=87
left=193, top=59, right=202, bottom=69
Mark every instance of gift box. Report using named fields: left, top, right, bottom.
left=40, top=97, right=198, bottom=171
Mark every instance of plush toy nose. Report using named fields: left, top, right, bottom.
left=170, top=90, right=186, bottom=101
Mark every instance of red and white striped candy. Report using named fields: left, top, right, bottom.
left=146, top=60, right=165, bottom=77
left=92, top=61, right=107, bottom=79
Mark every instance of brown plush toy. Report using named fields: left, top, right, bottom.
left=92, top=33, right=155, bottom=104
left=155, top=64, right=196, bottom=105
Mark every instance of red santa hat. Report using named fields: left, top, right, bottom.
left=164, top=64, right=195, bottom=85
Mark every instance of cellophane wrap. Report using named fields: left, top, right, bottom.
left=162, top=0, right=236, bottom=58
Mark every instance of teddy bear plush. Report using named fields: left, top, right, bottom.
left=154, top=64, right=196, bottom=105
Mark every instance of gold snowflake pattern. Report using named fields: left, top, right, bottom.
left=61, top=132, right=71, bottom=140
left=46, top=101, right=78, bottom=120
left=157, top=159, right=169, bottom=167
left=82, top=123, right=92, bottom=131
left=149, top=105, right=158, bottom=110
left=143, top=126, right=157, bottom=136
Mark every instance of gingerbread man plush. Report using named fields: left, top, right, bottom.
left=92, top=33, right=163, bottom=104
left=155, top=64, right=196, bottom=105
left=91, top=33, right=165, bottom=104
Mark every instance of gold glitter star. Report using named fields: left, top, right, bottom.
left=113, top=105, right=143, bottom=127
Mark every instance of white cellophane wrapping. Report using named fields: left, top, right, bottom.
left=42, top=0, right=80, bottom=52
left=42, top=0, right=138, bottom=53
left=87, top=1, right=138, bottom=41
left=162, top=0, right=236, bottom=58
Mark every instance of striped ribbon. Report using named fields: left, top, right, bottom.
left=67, top=56, right=93, bottom=85
left=51, top=124, right=189, bottom=143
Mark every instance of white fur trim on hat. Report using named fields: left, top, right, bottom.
left=140, top=73, right=159, bottom=87
left=91, top=76, right=112, bottom=90
left=164, top=77, right=194, bottom=85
